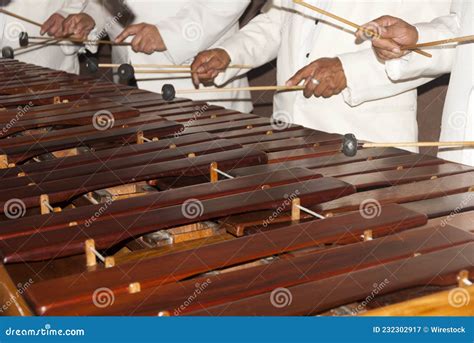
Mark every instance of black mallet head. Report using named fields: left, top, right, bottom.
left=19, top=32, right=29, bottom=47
left=2, top=46, right=14, bottom=59
left=342, top=133, right=358, bottom=157
left=118, top=63, right=135, bottom=81
left=85, top=57, right=99, bottom=74
left=162, top=84, right=176, bottom=102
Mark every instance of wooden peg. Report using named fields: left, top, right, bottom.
left=188, top=153, right=196, bottom=158
left=17, top=172, right=26, bottom=177
left=158, top=311, right=171, bottom=317
left=85, top=239, right=97, bottom=267
left=53, top=96, right=61, bottom=104
left=469, top=186, right=474, bottom=192
left=169, top=144, right=177, bottom=149
left=363, top=230, right=373, bottom=241
left=210, top=162, right=218, bottom=183
left=457, top=270, right=472, bottom=288
left=40, top=194, right=52, bottom=215
left=105, top=256, right=116, bottom=268
left=266, top=130, right=273, bottom=135
left=128, top=282, right=141, bottom=294
left=137, top=131, right=145, bottom=144
left=291, top=198, right=301, bottom=221
left=0, top=155, right=9, bottom=169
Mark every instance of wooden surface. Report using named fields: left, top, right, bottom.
left=0, top=59, right=472, bottom=317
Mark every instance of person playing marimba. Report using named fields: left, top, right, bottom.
left=0, top=0, right=88, bottom=74
left=59, top=0, right=254, bottom=113
left=356, top=0, right=473, bottom=166
left=191, top=0, right=451, bottom=150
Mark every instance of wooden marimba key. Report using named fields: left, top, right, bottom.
left=0, top=58, right=471, bottom=317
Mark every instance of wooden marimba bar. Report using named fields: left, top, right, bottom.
left=0, top=58, right=472, bottom=317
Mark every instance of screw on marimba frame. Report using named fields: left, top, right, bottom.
left=363, top=230, right=373, bottom=242
left=457, top=270, right=473, bottom=288
left=128, top=282, right=141, bottom=294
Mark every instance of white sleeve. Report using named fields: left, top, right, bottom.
left=83, top=0, right=110, bottom=54
left=214, top=0, right=286, bottom=85
left=340, top=1, right=462, bottom=106
left=56, top=0, right=89, bottom=56
left=339, top=48, right=436, bottom=107
left=56, top=0, right=88, bottom=17
left=386, top=1, right=463, bottom=81
left=156, top=0, right=250, bottom=65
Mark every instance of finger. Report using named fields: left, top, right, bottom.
left=40, top=20, right=54, bottom=36
left=191, top=54, right=208, bottom=73
left=287, top=67, right=311, bottom=87
left=116, top=24, right=141, bottom=43
left=370, top=15, right=400, bottom=30
left=198, top=58, right=223, bottom=76
left=303, top=77, right=319, bottom=98
left=322, top=87, right=336, bottom=98
left=378, top=49, right=403, bottom=61
left=131, top=34, right=144, bottom=53
left=49, top=23, right=62, bottom=37
left=314, top=83, right=330, bottom=98
left=372, top=37, right=402, bottom=54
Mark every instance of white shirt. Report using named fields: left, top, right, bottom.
left=384, top=0, right=473, bottom=165
left=215, top=0, right=450, bottom=148
left=85, top=0, right=253, bottom=113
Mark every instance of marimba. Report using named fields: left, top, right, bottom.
left=0, top=59, right=472, bottom=317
